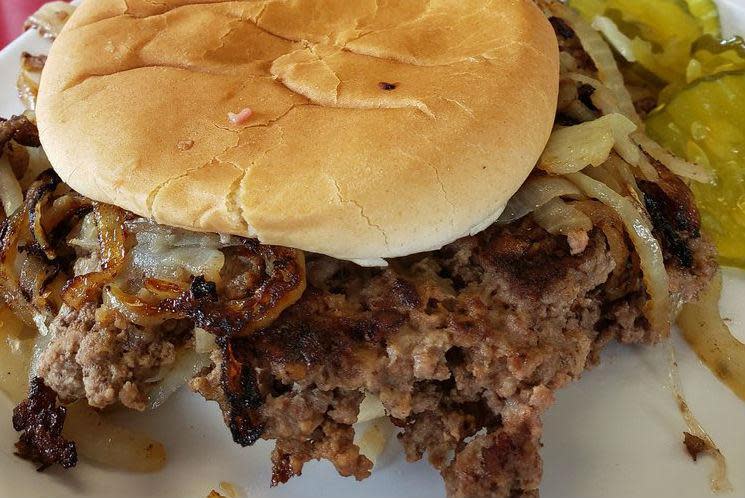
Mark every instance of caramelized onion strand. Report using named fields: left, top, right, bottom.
left=566, top=172, right=670, bottom=335
left=62, top=203, right=127, bottom=309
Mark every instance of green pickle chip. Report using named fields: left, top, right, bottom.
left=689, top=35, right=745, bottom=81
left=646, top=71, right=745, bottom=268
left=683, top=0, right=721, bottom=37
left=569, top=0, right=721, bottom=83
left=657, top=36, right=745, bottom=102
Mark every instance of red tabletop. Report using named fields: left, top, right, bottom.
left=0, top=0, right=48, bottom=48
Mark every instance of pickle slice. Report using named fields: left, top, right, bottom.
left=657, top=36, right=745, bottom=102
left=690, top=35, right=745, bottom=80
left=646, top=71, right=745, bottom=268
left=569, top=0, right=721, bottom=83
left=683, top=0, right=721, bottom=37
left=568, top=0, right=607, bottom=20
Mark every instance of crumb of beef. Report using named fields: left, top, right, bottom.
left=683, top=432, right=710, bottom=461
left=37, top=304, right=183, bottom=410
left=443, top=414, right=542, bottom=498
left=567, top=230, right=590, bottom=255
left=12, top=377, right=77, bottom=471
left=271, top=418, right=372, bottom=486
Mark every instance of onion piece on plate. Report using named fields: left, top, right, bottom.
left=354, top=419, right=394, bottom=466
left=16, top=53, right=45, bottom=111
left=666, top=343, right=731, bottom=492
left=0, top=154, right=24, bottom=217
left=0, top=306, right=35, bottom=402
left=677, top=271, right=745, bottom=402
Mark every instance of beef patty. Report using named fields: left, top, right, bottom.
left=189, top=205, right=715, bottom=498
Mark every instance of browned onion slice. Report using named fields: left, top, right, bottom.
left=0, top=171, right=59, bottom=325
left=107, top=243, right=306, bottom=337
left=105, top=286, right=179, bottom=327
left=62, top=203, right=127, bottom=309
left=549, top=3, right=640, bottom=124
left=678, top=271, right=745, bottom=402
left=0, top=154, right=23, bottom=218
left=143, top=278, right=186, bottom=299
left=17, top=53, right=45, bottom=112
left=23, top=1, right=76, bottom=40
left=27, top=172, right=60, bottom=260
left=40, top=192, right=94, bottom=235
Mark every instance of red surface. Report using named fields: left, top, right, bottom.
left=0, top=0, right=48, bottom=48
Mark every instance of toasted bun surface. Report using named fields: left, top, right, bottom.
left=37, top=0, right=559, bottom=262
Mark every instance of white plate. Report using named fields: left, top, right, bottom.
left=1, top=3, right=744, bottom=498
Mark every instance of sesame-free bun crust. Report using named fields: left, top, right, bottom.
left=37, top=0, right=559, bottom=262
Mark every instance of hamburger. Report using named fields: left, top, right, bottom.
left=2, top=0, right=717, bottom=496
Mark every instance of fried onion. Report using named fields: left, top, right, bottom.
left=633, top=132, right=714, bottom=183
left=0, top=171, right=59, bottom=325
left=17, top=53, right=45, bottom=112
left=566, top=172, right=671, bottom=335
left=147, top=348, right=211, bottom=410
left=106, top=243, right=306, bottom=337
left=498, top=176, right=583, bottom=224
left=23, top=1, right=76, bottom=40
left=532, top=197, right=593, bottom=236
left=539, top=114, right=638, bottom=174
left=0, top=154, right=23, bottom=217
left=550, top=3, right=640, bottom=124
left=678, top=271, right=745, bottom=402
left=62, top=203, right=127, bottom=309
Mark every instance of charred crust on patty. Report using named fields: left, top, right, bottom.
left=640, top=168, right=702, bottom=268
left=474, top=218, right=598, bottom=301
left=190, top=275, right=218, bottom=301
left=12, top=377, right=77, bottom=471
left=220, top=338, right=265, bottom=446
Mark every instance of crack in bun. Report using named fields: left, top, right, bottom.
left=37, top=0, right=559, bottom=262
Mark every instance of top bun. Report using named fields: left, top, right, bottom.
left=37, top=0, right=559, bottom=264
